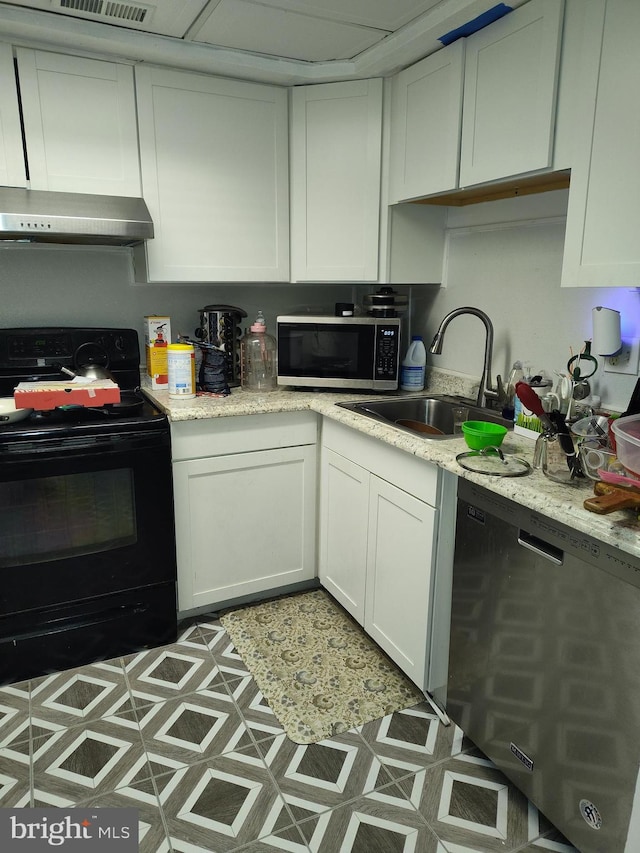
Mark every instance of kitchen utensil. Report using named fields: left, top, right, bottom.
left=584, top=481, right=640, bottom=514
left=533, top=433, right=582, bottom=485
left=571, top=378, right=591, bottom=401
left=547, top=409, right=583, bottom=477
left=195, top=304, right=247, bottom=389
left=461, top=420, right=507, bottom=450
left=70, top=340, right=119, bottom=383
left=395, top=419, right=444, bottom=436
left=61, top=364, right=116, bottom=382
left=451, top=405, right=469, bottom=435
left=0, top=397, right=33, bottom=423
left=599, top=468, right=640, bottom=490
left=456, top=446, right=531, bottom=476
left=515, top=381, right=555, bottom=432
left=578, top=442, right=620, bottom=481
left=567, top=340, right=598, bottom=380
left=570, top=415, right=610, bottom=440
left=362, top=287, right=408, bottom=317
left=554, top=373, right=573, bottom=413
left=541, top=392, right=561, bottom=413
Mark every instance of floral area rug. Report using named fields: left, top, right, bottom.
left=220, top=589, right=424, bottom=744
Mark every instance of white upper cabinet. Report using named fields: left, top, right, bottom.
left=388, top=40, right=464, bottom=203
left=136, top=65, right=289, bottom=283
left=290, top=78, right=382, bottom=282
left=459, top=0, right=564, bottom=187
left=16, top=48, right=141, bottom=196
left=0, top=42, right=27, bottom=188
left=562, top=0, right=640, bottom=287
left=388, top=0, right=564, bottom=201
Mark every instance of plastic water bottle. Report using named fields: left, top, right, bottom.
left=240, top=310, right=277, bottom=392
left=400, top=335, right=427, bottom=391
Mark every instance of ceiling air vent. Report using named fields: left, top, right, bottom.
left=57, top=0, right=150, bottom=24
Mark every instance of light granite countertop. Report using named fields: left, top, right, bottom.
left=142, top=373, right=640, bottom=560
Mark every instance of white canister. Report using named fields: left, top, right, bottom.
left=167, top=343, right=196, bottom=399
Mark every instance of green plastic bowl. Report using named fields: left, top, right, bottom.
left=461, top=420, right=508, bottom=450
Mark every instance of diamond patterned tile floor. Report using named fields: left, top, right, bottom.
left=0, top=610, right=580, bottom=853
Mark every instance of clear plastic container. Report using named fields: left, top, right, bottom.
left=240, top=310, right=277, bottom=392
left=611, top=414, right=640, bottom=477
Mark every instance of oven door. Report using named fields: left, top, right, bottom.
left=0, top=429, right=176, bottom=615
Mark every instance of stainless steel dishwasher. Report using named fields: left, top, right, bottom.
left=435, top=479, right=640, bottom=853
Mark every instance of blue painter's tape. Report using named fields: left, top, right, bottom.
left=438, top=3, right=513, bottom=45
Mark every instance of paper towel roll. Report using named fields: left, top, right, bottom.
left=592, top=306, right=621, bottom=355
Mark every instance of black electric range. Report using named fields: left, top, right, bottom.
left=0, top=327, right=177, bottom=684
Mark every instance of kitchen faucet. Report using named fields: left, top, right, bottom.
left=429, top=307, right=504, bottom=409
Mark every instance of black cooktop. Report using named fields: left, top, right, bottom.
left=0, top=327, right=168, bottom=441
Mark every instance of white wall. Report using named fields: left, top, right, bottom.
left=408, top=190, right=640, bottom=413
left=0, top=244, right=356, bottom=348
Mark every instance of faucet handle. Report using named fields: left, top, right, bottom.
left=481, top=374, right=505, bottom=409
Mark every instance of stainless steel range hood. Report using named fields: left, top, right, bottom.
left=0, top=187, right=154, bottom=246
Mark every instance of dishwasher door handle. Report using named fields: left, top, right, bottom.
left=517, top=530, right=564, bottom=565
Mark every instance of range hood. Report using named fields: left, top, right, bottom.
left=0, top=187, right=154, bottom=246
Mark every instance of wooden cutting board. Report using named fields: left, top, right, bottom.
left=583, top=481, right=640, bottom=515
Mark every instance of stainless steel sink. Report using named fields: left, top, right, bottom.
left=336, top=394, right=513, bottom=440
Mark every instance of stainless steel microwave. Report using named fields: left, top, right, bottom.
left=277, top=315, right=401, bottom=391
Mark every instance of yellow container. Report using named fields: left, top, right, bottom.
left=167, top=343, right=196, bottom=399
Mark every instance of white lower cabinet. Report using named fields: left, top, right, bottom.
left=319, top=449, right=369, bottom=623
left=172, top=412, right=317, bottom=612
left=320, top=419, right=446, bottom=690
left=364, top=475, right=436, bottom=687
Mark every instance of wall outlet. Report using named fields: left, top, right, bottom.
left=604, top=338, right=640, bottom=375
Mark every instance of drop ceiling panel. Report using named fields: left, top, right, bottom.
left=191, top=0, right=388, bottom=62
left=247, top=0, right=444, bottom=31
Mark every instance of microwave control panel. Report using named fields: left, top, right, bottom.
left=374, top=325, right=400, bottom=379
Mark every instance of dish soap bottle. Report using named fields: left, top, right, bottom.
left=240, top=310, right=277, bottom=392
left=400, top=335, right=427, bottom=391
left=503, top=360, right=525, bottom=420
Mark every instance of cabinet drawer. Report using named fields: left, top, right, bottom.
left=322, top=418, right=439, bottom=506
left=171, top=411, right=318, bottom=461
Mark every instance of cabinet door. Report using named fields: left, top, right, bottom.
left=0, top=42, right=26, bottom=188
left=290, top=79, right=382, bottom=282
left=16, top=48, right=141, bottom=196
left=173, top=445, right=315, bottom=612
left=459, top=0, right=564, bottom=187
left=364, top=475, right=436, bottom=690
left=389, top=40, right=464, bottom=203
left=318, top=448, right=369, bottom=624
left=136, top=65, right=289, bottom=282
left=562, top=0, right=640, bottom=287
